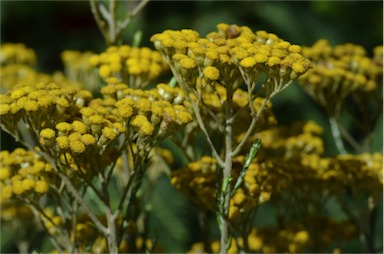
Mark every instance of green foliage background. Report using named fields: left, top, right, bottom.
left=1, top=1, right=383, bottom=253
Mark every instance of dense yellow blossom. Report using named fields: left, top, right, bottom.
left=0, top=149, right=52, bottom=201
left=89, top=45, right=169, bottom=88
left=299, top=40, right=382, bottom=114
left=0, top=43, right=36, bottom=66
left=151, top=23, right=310, bottom=95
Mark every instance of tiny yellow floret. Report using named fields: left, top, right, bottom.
left=40, top=128, right=56, bottom=139
left=24, top=100, right=39, bottom=112
left=81, top=134, right=96, bottom=146
left=69, top=139, right=86, bottom=154
left=203, top=66, right=220, bottom=80
left=179, top=57, right=196, bottom=69
left=131, top=115, right=154, bottom=136
left=56, top=122, right=72, bottom=133
left=254, top=53, right=268, bottom=63
left=35, top=180, right=49, bottom=193
left=99, top=64, right=111, bottom=78
left=240, top=57, right=257, bottom=68
left=22, top=178, right=35, bottom=191
left=56, top=136, right=70, bottom=150
left=72, top=120, right=88, bottom=134
left=0, top=104, right=10, bottom=115
left=0, top=168, right=10, bottom=180
left=289, top=45, right=302, bottom=53
left=102, top=127, right=117, bottom=140
left=292, top=62, right=306, bottom=74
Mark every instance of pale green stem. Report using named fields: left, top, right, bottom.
left=329, top=116, right=347, bottom=154
left=219, top=88, right=234, bottom=254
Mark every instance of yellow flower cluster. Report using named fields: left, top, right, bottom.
left=191, top=82, right=277, bottom=128
left=247, top=120, right=325, bottom=159
left=299, top=40, right=382, bottom=111
left=0, top=43, right=36, bottom=66
left=335, top=153, right=383, bottom=194
left=44, top=210, right=161, bottom=254
left=99, top=82, right=193, bottom=145
left=0, top=82, right=92, bottom=136
left=151, top=23, right=311, bottom=95
left=260, top=152, right=383, bottom=199
left=171, top=155, right=278, bottom=221
left=189, top=218, right=356, bottom=253
left=0, top=148, right=52, bottom=202
left=0, top=80, right=191, bottom=178
left=88, top=45, right=169, bottom=88
left=0, top=43, right=50, bottom=91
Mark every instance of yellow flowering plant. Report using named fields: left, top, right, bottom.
left=0, top=1, right=382, bottom=254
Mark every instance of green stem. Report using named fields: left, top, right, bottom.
left=219, top=87, right=234, bottom=254
left=329, top=116, right=347, bottom=154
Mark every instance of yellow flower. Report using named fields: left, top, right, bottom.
left=40, top=128, right=56, bottom=139
left=22, top=178, right=35, bottom=191
left=81, top=134, right=96, bottom=146
left=89, top=115, right=104, bottom=124
left=34, top=180, right=49, bottom=193
left=254, top=53, right=268, bottom=63
left=88, top=54, right=99, bottom=66
left=0, top=185, right=13, bottom=200
left=24, top=100, right=39, bottom=112
left=10, top=88, right=27, bottom=100
left=12, top=180, right=24, bottom=195
left=293, top=230, right=309, bottom=243
left=203, top=66, right=220, bottom=80
left=291, top=62, right=307, bottom=74
left=131, top=115, right=154, bottom=136
left=72, top=120, right=88, bottom=134
left=164, top=107, right=177, bottom=122
left=233, top=190, right=247, bottom=205
left=102, top=127, right=117, bottom=140
left=240, top=57, right=257, bottom=68
left=56, top=136, right=70, bottom=150
left=267, top=56, right=281, bottom=67
left=30, top=162, right=46, bottom=174
left=38, top=95, right=54, bottom=108
left=176, top=111, right=193, bottom=124
left=0, top=168, right=10, bottom=180
left=137, top=98, right=152, bottom=112
left=99, top=64, right=111, bottom=78
left=179, top=57, right=196, bottom=69
left=56, top=122, right=72, bottom=135
left=0, top=104, right=10, bottom=115
left=117, top=106, right=133, bottom=118
left=289, top=45, right=302, bottom=53
left=69, top=139, right=86, bottom=154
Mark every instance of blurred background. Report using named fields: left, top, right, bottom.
left=1, top=1, right=383, bottom=253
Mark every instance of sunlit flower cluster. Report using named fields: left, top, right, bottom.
left=0, top=82, right=93, bottom=138
left=0, top=43, right=47, bottom=91
left=0, top=148, right=52, bottom=202
left=188, top=82, right=277, bottom=130
left=99, top=82, right=192, bottom=145
left=0, top=43, right=36, bottom=66
left=188, top=218, right=356, bottom=253
left=151, top=23, right=311, bottom=96
left=88, top=45, right=169, bottom=88
left=171, top=155, right=279, bottom=221
left=247, top=120, right=325, bottom=159
left=299, top=40, right=383, bottom=113
left=0, top=80, right=192, bottom=176
left=43, top=208, right=162, bottom=254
